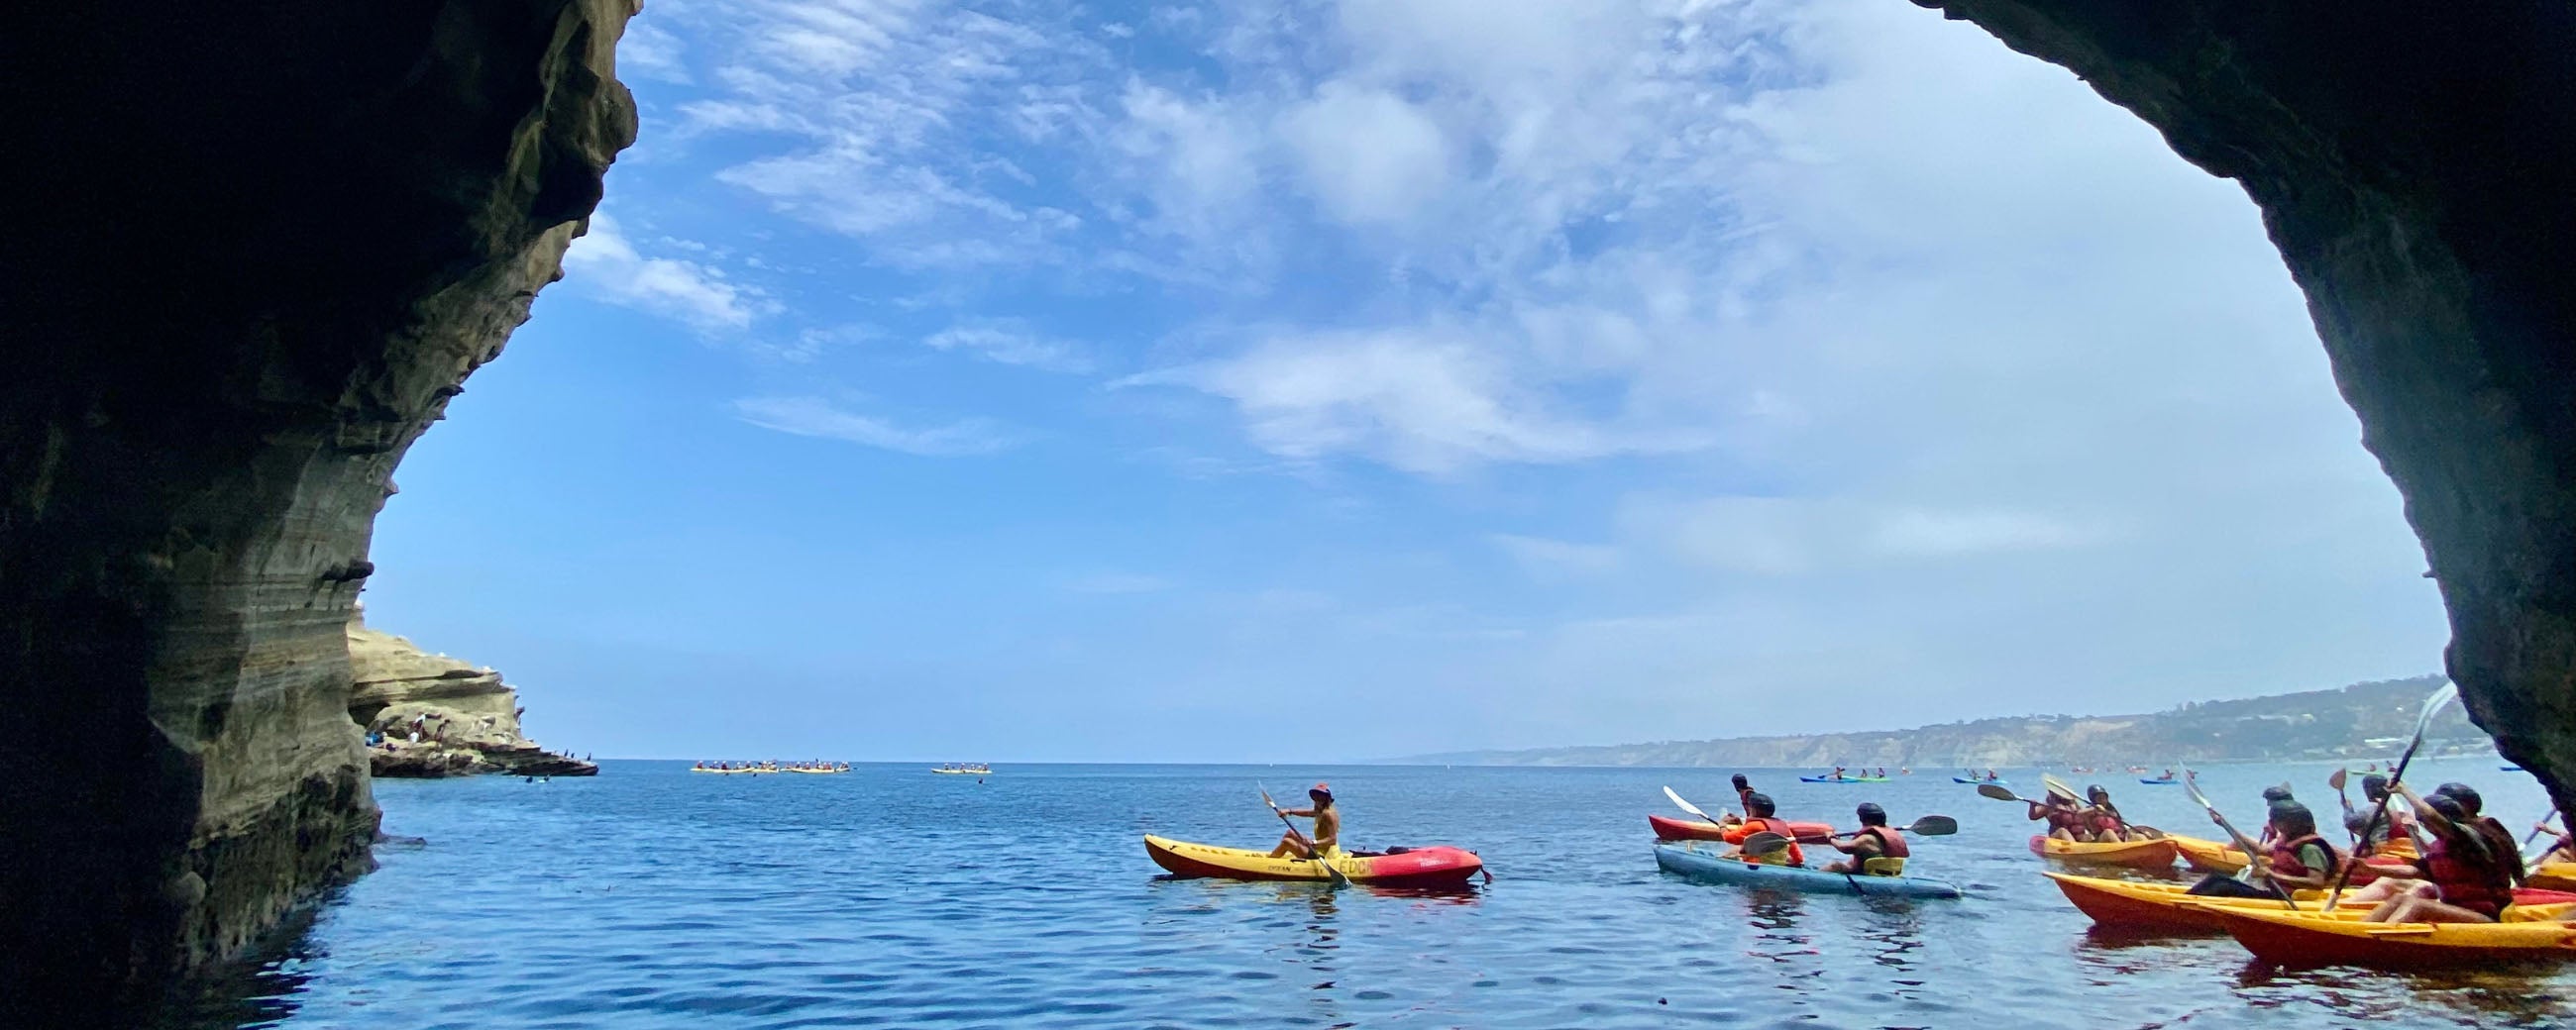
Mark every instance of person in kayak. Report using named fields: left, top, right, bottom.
left=2254, top=785, right=2294, bottom=845
left=2353, top=787, right=2516, bottom=923
left=2535, top=820, right=2576, bottom=866
left=1266, top=783, right=1341, bottom=860
left=2340, top=773, right=2413, bottom=854
left=2250, top=801, right=2344, bottom=892
left=2029, top=788, right=2091, bottom=842
left=1722, top=792, right=1805, bottom=866
left=2433, top=781, right=2524, bottom=884
left=2078, top=784, right=2141, bottom=843
left=1822, top=802, right=1908, bottom=876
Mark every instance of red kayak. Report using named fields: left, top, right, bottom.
left=1649, top=814, right=1834, bottom=843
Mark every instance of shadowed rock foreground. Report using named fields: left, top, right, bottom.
left=2, top=0, right=2571, bottom=1016
left=0, top=0, right=637, bottom=1014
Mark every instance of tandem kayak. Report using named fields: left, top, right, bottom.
left=2045, top=872, right=2576, bottom=934
left=2028, top=834, right=2179, bottom=871
left=1952, top=776, right=2003, bottom=784
left=2167, top=835, right=2415, bottom=879
left=1142, top=835, right=1483, bottom=887
left=1800, top=775, right=1890, bottom=783
left=1648, top=814, right=1835, bottom=843
left=2212, top=906, right=2576, bottom=970
left=2136, top=777, right=2179, bottom=785
left=1655, top=843, right=1962, bottom=899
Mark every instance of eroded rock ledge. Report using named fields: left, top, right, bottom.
left=1910, top=0, right=2576, bottom=815
left=351, top=620, right=597, bottom=777
left=0, top=0, right=637, bottom=1011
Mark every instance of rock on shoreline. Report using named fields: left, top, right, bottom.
left=349, top=621, right=596, bottom=778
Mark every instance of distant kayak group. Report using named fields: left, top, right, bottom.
left=1138, top=685, right=2576, bottom=971
left=931, top=764, right=993, bottom=774
left=690, top=761, right=850, bottom=774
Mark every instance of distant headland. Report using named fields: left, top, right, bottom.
left=1399, top=675, right=2492, bottom=768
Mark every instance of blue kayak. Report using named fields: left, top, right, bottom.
left=2137, top=777, right=2180, bottom=785
left=1655, top=843, right=1962, bottom=899
left=1953, top=776, right=2003, bottom=784
left=1801, top=775, right=1889, bottom=783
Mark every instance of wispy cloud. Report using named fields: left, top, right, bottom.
left=923, top=321, right=1091, bottom=372
left=562, top=214, right=764, bottom=333
left=732, top=395, right=1018, bottom=456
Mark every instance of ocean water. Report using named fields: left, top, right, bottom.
left=172, top=756, right=2567, bottom=1030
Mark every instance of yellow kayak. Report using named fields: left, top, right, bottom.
left=2169, top=835, right=2250, bottom=875
left=2028, top=835, right=2179, bottom=871
left=2530, top=861, right=2576, bottom=892
left=2213, top=906, right=2576, bottom=970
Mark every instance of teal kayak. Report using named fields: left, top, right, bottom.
left=1654, top=843, right=1963, bottom=899
left=1800, top=775, right=1889, bottom=783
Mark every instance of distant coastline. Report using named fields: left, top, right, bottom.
left=1397, top=675, right=2495, bottom=768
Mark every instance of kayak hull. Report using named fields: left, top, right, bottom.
left=1142, top=835, right=1482, bottom=887
left=2213, top=907, right=2576, bottom=971
left=1648, top=814, right=1834, bottom=844
left=2136, top=778, right=2180, bottom=786
left=2531, top=862, right=2576, bottom=892
left=2029, top=834, right=2179, bottom=871
left=2169, top=835, right=2250, bottom=876
left=1655, top=843, right=1961, bottom=899
left=2047, top=873, right=2576, bottom=933
left=1800, top=776, right=1890, bottom=783
left=1952, top=776, right=2002, bottom=784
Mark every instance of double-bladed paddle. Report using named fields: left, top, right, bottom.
left=1260, top=784, right=1347, bottom=886
left=2181, top=769, right=2298, bottom=910
left=1739, top=816, right=1957, bottom=859
left=2323, top=681, right=2459, bottom=911
left=1664, top=785, right=1727, bottom=827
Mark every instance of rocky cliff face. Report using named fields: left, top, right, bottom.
left=1911, top=0, right=2576, bottom=820
left=0, top=0, right=637, bottom=1012
left=349, top=620, right=596, bottom=777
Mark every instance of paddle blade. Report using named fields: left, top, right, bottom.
left=1976, top=783, right=2021, bottom=803
left=2326, top=768, right=2348, bottom=791
left=2041, top=772, right=2080, bottom=801
left=1664, top=785, right=1718, bottom=824
left=1739, top=831, right=1791, bottom=857
left=2413, top=682, right=2460, bottom=737
left=1905, top=815, right=1959, bottom=836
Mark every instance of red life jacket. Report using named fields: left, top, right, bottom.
left=2044, top=803, right=2085, bottom=834
left=1858, top=824, right=1910, bottom=860
left=2265, top=833, right=2338, bottom=878
left=2419, top=830, right=2514, bottom=917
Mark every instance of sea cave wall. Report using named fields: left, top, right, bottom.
left=0, top=0, right=637, bottom=1010
left=2, top=0, right=2573, bottom=1012
left=1909, top=0, right=2576, bottom=812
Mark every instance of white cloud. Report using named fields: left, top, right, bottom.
left=562, top=214, right=763, bottom=333
left=1134, top=328, right=1710, bottom=474
left=732, top=396, right=1018, bottom=456
left=923, top=321, right=1091, bottom=372
left=1627, top=497, right=2105, bottom=577
left=1280, top=81, right=1451, bottom=226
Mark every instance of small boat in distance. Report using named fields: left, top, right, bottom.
left=932, top=764, right=994, bottom=774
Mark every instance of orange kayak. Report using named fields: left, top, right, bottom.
left=2046, top=872, right=2576, bottom=933
left=1648, top=814, right=1834, bottom=843
left=2213, top=906, right=2576, bottom=970
left=2028, top=835, right=2178, bottom=871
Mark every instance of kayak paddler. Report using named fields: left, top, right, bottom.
left=1722, top=792, right=1804, bottom=866
left=2432, top=782, right=2526, bottom=886
left=1266, top=782, right=1342, bottom=860
left=2347, top=786, right=2517, bottom=924
left=2340, top=773, right=2412, bottom=855
left=1821, top=802, right=1907, bottom=876
left=2248, top=800, right=2343, bottom=892
left=2029, top=788, right=2089, bottom=842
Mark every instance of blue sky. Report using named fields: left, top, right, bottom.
left=362, top=0, right=2449, bottom=762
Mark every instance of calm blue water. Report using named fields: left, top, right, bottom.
left=179, top=757, right=2567, bottom=1029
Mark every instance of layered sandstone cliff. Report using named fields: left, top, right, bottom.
left=0, top=0, right=638, bottom=1012
left=349, top=621, right=597, bottom=777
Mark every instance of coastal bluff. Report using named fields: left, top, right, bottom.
left=349, top=622, right=596, bottom=778
left=1409, top=676, right=2482, bottom=769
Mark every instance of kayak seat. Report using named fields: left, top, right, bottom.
left=1862, top=857, right=1905, bottom=877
